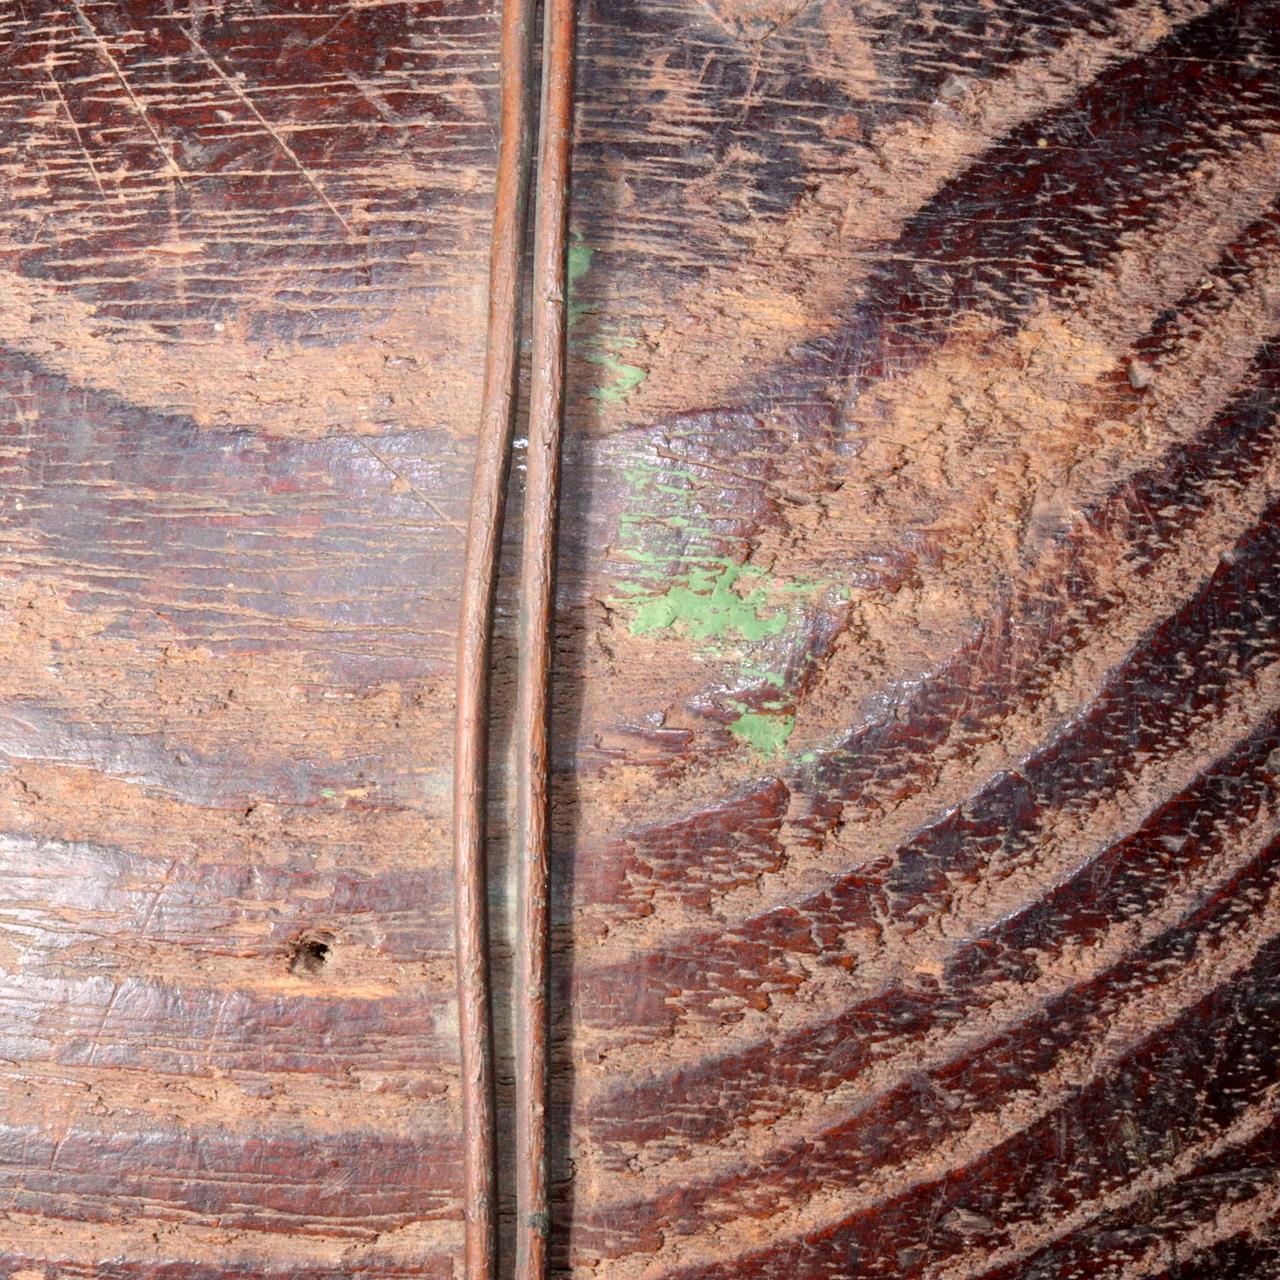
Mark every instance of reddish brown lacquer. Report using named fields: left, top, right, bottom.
left=3, top=1, right=1280, bottom=1279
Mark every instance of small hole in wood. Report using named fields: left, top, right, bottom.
left=290, top=932, right=333, bottom=976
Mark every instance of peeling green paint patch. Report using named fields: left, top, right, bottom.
left=587, top=346, right=647, bottom=403
left=628, top=561, right=787, bottom=643
left=564, top=237, right=647, bottom=403
left=730, top=711, right=795, bottom=756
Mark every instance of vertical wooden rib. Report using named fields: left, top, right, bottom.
left=516, top=1, right=577, bottom=1277
left=453, top=2, right=536, bottom=1277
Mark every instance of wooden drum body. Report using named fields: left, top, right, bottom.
left=1, top=2, right=1279, bottom=1277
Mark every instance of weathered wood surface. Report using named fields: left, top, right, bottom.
left=3, top=1, right=1280, bottom=1279
left=0, top=2, right=490, bottom=1275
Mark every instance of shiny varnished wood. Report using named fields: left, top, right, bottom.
left=0, top=1, right=494, bottom=1273
left=3, top=1, right=1280, bottom=1278
left=553, top=2, right=1280, bottom=1277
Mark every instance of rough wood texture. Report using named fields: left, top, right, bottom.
left=3, top=1, right=1280, bottom=1279
left=552, top=0, right=1280, bottom=1276
left=0, top=2, right=492, bottom=1274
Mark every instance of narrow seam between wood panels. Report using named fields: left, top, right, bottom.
left=452, top=2, right=536, bottom=1279
left=515, top=3, right=578, bottom=1279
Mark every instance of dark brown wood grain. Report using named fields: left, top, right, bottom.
left=2, top=1, right=1280, bottom=1279
left=0, top=1, right=492, bottom=1274
left=549, top=1, right=1280, bottom=1277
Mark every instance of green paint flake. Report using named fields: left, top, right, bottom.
left=730, top=711, right=796, bottom=756
left=587, top=348, right=647, bottom=404
left=628, top=561, right=787, bottom=643
left=607, top=454, right=848, bottom=657
left=741, top=662, right=785, bottom=689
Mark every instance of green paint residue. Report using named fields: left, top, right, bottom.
left=567, top=236, right=593, bottom=328
left=628, top=560, right=787, bottom=643
left=605, top=452, right=852, bottom=769
left=564, top=236, right=648, bottom=403
left=587, top=346, right=647, bottom=404
left=730, top=711, right=796, bottom=756
left=610, top=451, right=709, bottom=581
left=605, top=459, right=810, bottom=760
left=567, top=239, right=592, bottom=286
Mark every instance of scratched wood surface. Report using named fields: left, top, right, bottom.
left=3, top=1, right=1280, bottom=1279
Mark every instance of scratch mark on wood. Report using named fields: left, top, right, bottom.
left=68, top=0, right=189, bottom=189
left=182, top=28, right=360, bottom=241
left=42, top=59, right=115, bottom=206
